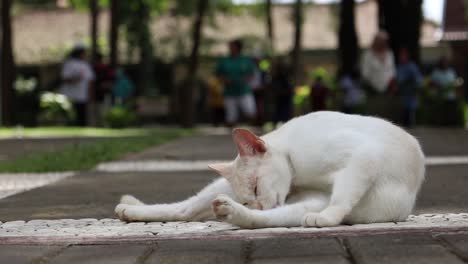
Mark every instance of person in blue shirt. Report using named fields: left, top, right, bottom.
left=431, top=56, right=457, bottom=100
left=396, top=48, right=423, bottom=127
left=215, top=40, right=257, bottom=126
left=112, top=68, right=135, bottom=105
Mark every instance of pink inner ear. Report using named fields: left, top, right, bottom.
left=233, top=129, right=267, bottom=156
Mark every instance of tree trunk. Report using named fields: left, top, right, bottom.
left=378, top=0, right=423, bottom=64
left=109, top=0, right=119, bottom=67
left=90, top=0, right=99, bottom=63
left=138, top=0, right=155, bottom=96
left=1, top=0, right=15, bottom=126
left=404, top=0, right=423, bottom=64
left=338, top=0, right=358, bottom=75
left=291, top=0, right=303, bottom=86
left=181, top=0, right=208, bottom=127
left=266, top=0, right=275, bottom=54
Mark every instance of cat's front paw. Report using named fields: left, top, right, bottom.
left=212, top=195, right=250, bottom=227
left=115, top=203, right=135, bottom=222
left=302, top=212, right=340, bottom=227
left=212, top=195, right=237, bottom=220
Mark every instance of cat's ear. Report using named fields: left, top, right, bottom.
left=232, top=128, right=267, bottom=156
left=208, top=162, right=233, bottom=178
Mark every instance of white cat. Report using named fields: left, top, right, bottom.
left=115, top=111, right=425, bottom=228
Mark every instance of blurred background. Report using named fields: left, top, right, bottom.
left=0, top=0, right=466, bottom=129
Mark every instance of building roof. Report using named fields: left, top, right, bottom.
left=12, top=0, right=440, bottom=64
left=442, top=0, right=468, bottom=41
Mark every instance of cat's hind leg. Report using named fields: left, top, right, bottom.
left=115, top=178, right=234, bottom=222
left=302, top=154, right=376, bottom=227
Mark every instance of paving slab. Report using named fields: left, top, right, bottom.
left=123, top=135, right=237, bottom=161
left=0, top=171, right=217, bottom=221
left=250, top=237, right=350, bottom=264
left=410, top=128, right=468, bottom=156
left=48, top=245, right=152, bottom=264
left=146, top=240, right=244, bottom=264
left=0, top=245, right=64, bottom=263
left=438, top=234, right=468, bottom=261
left=414, top=164, right=468, bottom=215
left=346, top=234, right=465, bottom=264
left=0, top=172, right=74, bottom=199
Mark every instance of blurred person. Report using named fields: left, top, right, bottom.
left=310, top=75, right=330, bottom=112
left=59, top=44, right=95, bottom=126
left=361, top=31, right=397, bottom=119
left=361, top=31, right=396, bottom=94
left=431, top=56, right=457, bottom=100
left=339, top=69, right=365, bottom=114
left=271, top=58, right=293, bottom=124
left=431, top=56, right=461, bottom=126
left=112, top=68, right=135, bottom=105
left=93, top=52, right=115, bottom=124
left=206, top=76, right=225, bottom=126
left=216, top=40, right=257, bottom=127
left=396, top=48, right=423, bottom=127
left=93, top=53, right=115, bottom=103
left=249, top=54, right=267, bottom=126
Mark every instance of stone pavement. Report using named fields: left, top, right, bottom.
left=0, top=128, right=467, bottom=263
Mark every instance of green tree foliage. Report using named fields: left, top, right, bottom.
left=119, top=0, right=169, bottom=59
left=68, top=0, right=108, bottom=10
left=16, top=0, right=107, bottom=9
left=15, top=0, right=56, bottom=8
left=465, top=0, right=468, bottom=21
left=118, top=0, right=170, bottom=95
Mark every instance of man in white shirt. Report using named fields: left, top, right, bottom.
left=360, top=31, right=398, bottom=121
left=59, top=45, right=95, bottom=126
left=361, top=31, right=396, bottom=94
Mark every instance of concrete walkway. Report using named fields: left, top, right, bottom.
left=0, top=128, right=467, bottom=263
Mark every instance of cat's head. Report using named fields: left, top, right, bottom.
left=209, top=128, right=292, bottom=210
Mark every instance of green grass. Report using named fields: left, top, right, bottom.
left=0, top=129, right=192, bottom=173
left=0, top=127, right=153, bottom=138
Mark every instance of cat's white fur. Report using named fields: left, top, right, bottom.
left=115, top=111, right=425, bottom=228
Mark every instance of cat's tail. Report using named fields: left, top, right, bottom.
left=120, top=195, right=146, bottom=206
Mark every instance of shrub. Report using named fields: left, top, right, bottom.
left=103, top=105, right=138, bottom=128
left=37, top=92, right=75, bottom=126
left=14, top=76, right=37, bottom=95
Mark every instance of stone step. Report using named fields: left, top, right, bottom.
left=0, top=214, right=467, bottom=245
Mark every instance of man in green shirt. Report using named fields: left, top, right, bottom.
left=216, top=40, right=257, bottom=126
